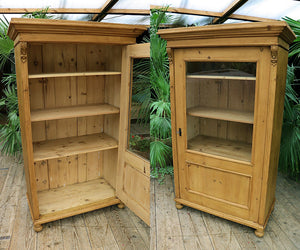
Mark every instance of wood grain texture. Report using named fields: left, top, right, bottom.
left=0, top=8, right=150, bottom=15
left=187, top=74, right=255, bottom=80
left=187, top=106, right=254, bottom=124
left=31, top=104, right=119, bottom=122
left=188, top=135, right=252, bottom=162
left=8, top=18, right=146, bottom=43
left=38, top=178, right=116, bottom=215
left=33, top=133, right=118, bottom=161
left=15, top=42, right=40, bottom=220
left=9, top=18, right=149, bottom=233
left=158, top=21, right=295, bottom=45
left=116, top=44, right=150, bottom=226
left=28, top=71, right=121, bottom=79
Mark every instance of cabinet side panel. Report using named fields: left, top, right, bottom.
left=169, top=48, right=180, bottom=197
left=15, top=42, right=40, bottom=219
left=263, top=47, right=288, bottom=220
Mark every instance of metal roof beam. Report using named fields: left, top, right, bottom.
left=92, top=0, right=119, bottom=21
left=212, top=0, right=248, bottom=24
left=150, top=5, right=275, bottom=23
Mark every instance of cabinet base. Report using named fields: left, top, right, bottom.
left=33, top=224, right=43, bottom=232
left=175, top=202, right=184, bottom=209
left=175, top=197, right=274, bottom=237
left=117, top=202, right=125, bottom=209
left=254, top=228, right=264, bottom=237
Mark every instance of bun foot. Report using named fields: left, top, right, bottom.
left=117, top=202, right=125, bottom=209
left=33, top=224, right=43, bottom=232
left=255, top=228, right=264, bottom=237
left=175, top=202, right=183, bottom=209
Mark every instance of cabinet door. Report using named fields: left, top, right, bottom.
left=116, top=44, right=150, bottom=225
left=174, top=47, right=270, bottom=221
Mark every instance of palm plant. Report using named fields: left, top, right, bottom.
left=0, top=9, right=53, bottom=157
left=0, top=16, right=19, bottom=157
left=0, top=17, right=14, bottom=71
left=279, top=17, right=300, bottom=181
left=279, top=65, right=300, bottom=180
left=150, top=8, right=174, bottom=179
left=132, top=58, right=151, bottom=124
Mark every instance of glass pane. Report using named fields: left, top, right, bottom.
left=186, top=62, right=256, bottom=162
left=127, top=58, right=150, bottom=160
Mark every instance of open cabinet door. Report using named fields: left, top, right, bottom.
left=117, top=43, right=150, bottom=225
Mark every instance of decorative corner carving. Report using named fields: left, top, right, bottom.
left=166, top=48, right=173, bottom=65
left=20, top=42, right=27, bottom=63
left=271, top=45, right=278, bottom=66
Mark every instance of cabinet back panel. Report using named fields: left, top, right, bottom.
left=28, top=43, right=122, bottom=191
left=186, top=78, right=254, bottom=144
left=35, top=152, right=104, bottom=191
left=186, top=78, right=255, bottom=112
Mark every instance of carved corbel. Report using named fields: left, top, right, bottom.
left=271, top=45, right=278, bottom=66
left=167, top=48, right=173, bottom=66
left=20, top=42, right=28, bottom=63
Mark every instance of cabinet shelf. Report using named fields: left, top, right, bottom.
left=28, top=71, right=121, bottom=79
left=188, top=135, right=252, bottom=162
left=38, top=178, right=119, bottom=221
left=187, top=75, right=256, bottom=81
left=187, top=106, right=254, bottom=124
left=31, top=104, right=120, bottom=122
left=33, top=133, right=118, bottom=161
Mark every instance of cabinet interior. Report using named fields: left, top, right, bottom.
left=186, top=62, right=256, bottom=162
left=27, top=43, right=122, bottom=216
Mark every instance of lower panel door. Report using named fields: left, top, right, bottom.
left=181, top=152, right=253, bottom=221
left=116, top=43, right=150, bottom=225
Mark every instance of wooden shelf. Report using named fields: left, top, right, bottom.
left=188, top=135, right=252, bottom=162
left=31, top=104, right=120, bottom=122
left=187, top=75, right=256, bottom=81
left=28, top=71, right=121, bottom=79
left=38, top=178, right=119, bottom=219
left=33, top=133, right=118, bottom=161
left=187, top=106, right=254, bottom=124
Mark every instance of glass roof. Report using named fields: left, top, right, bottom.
left=1, top=0, right=300, bottom=25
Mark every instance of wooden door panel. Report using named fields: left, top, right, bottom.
left=174, top=47, right=269, bottom=222
left=116, top=43, right=150, bottom=225
left=187, top=163, right=251, bottom=207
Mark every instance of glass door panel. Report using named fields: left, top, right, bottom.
left=186, top=62, right=256, bottom=162
left=127, top=58, right=150, bottom=160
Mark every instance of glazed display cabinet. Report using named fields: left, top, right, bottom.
left=8, top=18, right=150, bottom=231
left=158, top=21, right=295, bottom=237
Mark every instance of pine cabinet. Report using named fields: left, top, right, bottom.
left=8, top=18, right=150, bottom=231
left=158, top=21, right=295, bottom=237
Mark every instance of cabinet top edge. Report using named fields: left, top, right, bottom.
left=7, top=18, right=147, bottom=42
left=157, top=21, right=296, bottom=46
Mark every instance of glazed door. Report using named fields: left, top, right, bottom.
left=174, top=47, right=270, bottom=221
left=116, top=43, right=150, bottom=225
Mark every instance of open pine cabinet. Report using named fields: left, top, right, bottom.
left=8, top=18, right=150, bottom=232
left=158, top=22, right=295, bottom=237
